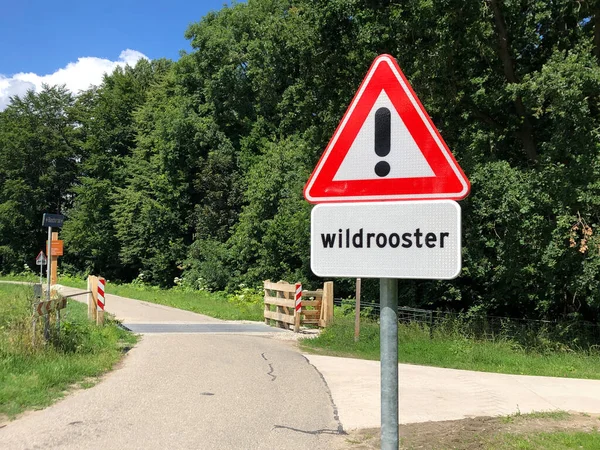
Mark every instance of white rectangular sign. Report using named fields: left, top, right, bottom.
left=311, top=200, right=461, bottom=279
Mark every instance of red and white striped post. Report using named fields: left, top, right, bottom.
left=294, top=283, right=302, bottom=332
left=96, top=277, right=106, bottom=325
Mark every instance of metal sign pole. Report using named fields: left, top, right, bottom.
left=46, top=227, right=52, bottom=301
left=45, top=226, right=52, bottom=340
left=380, top=278, right=398, bottom=449
left=354, top=278, right=361, bottom=342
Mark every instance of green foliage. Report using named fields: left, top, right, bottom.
left=0, top=284, right=136, bottom=418
left=61, top=60, right=171, bottom=282
left=226, top=284, right=264, bottom=316
left=490, top=431, right=600, bottom=449
left=301, top=311, right=600, bottom=379
left=0, top=85, right=79, bottom=272
left=1, top=1, right=600, bottom=323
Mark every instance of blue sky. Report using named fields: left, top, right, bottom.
left=0, top=0, right=238, bottom=109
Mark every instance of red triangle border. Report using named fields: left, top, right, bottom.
left=304, top=54, right=470, bottom=203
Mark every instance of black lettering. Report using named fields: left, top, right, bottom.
left=402, top=233, right=412, bottom=248
left=367, top=233, right=376, bottom=248
left=376, top=233, right=387, bottom=248
left=414, top=228, right=423, bottom=248
left=389, top=233, right=400, bottom=248
left=352, top=229, right=364, bottom=248
left=425, top=233, right=437, bottom=248
left=440, top=232, right=450, bottom=248
left=338, top=229, right=343, bottom=248
left=321, top=233, right=336, bottom=248
left=346, top=228, right=350, bottom=248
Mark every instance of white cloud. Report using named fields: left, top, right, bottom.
left=0, top=49, right=148, bottom=110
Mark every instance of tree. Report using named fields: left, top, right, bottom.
left=0, top=85, right=79, bottom=271
left=61, top=59, right=171, bottom=280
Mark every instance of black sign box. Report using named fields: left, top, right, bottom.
left=42, top=213, right=65, bottom=228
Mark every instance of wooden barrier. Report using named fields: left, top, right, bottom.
left=264, top=280, right=334, bottom=332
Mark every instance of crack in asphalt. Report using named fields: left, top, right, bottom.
left=267, top=363, right=276, bottom=381
left=261, top=352, right=277, bottom=381
left=272, top=425, right=342, bottom=435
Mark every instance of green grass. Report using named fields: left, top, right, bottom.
left=0, top=283, right=137, bottom=419
left=502, top=410, right=570, bottom=423
left=301, top=312, right=600, bottom=379
left=492, top=411, right=600, bottom=449
left=0, top=273, right=38, bottom=283
left=489, top=431, right=600, bottom=449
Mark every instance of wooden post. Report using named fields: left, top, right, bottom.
left=97, top=307, right=104, bottom=326
left=322, top=281, right=334, bottom=326
left=50, top=231, right=58, bottom=285
left=88, top=275, right=98, bottom=322
left=354, top=278, right=361, bottom=342
left=276, top=287, right=287, bottom=329
left=32, top=315, right=37, bottom=347
left=264, top=281, right=270, bottom=325
left=293, top=304, right=300, bottom=333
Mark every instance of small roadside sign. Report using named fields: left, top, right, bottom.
left=42, top=213, right=65, bottom=228
left=35, top=251, right=47, bottom=266
left=46, top=240, right=64, bottom=256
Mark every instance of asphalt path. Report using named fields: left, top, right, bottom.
left=0, top=285, right=346, bottom=450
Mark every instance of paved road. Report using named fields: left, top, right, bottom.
left=0, top=285, right=346, bottom=450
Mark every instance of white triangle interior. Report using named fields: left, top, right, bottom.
left=333, top=90, right=435, bottom=181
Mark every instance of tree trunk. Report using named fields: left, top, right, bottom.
left=488, top=0, right=537, bottom=162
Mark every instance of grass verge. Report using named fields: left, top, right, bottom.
left=0, top=283, right=137, bottom=419
left=0, top=273, right=38, bottom=283
left=489, top=430, right=600, bottom=449
left=300, top=312, right=600, bottom=379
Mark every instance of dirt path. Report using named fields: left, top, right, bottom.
left=341, top=412, right=600, bottom=449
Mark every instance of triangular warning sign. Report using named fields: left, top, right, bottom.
left=36, top=251, right=47, bottom=265
left=304, top=54, right=470, bottom=203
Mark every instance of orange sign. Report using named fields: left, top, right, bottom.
left=46, top=240, right=64, bottom=256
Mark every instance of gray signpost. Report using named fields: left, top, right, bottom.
left=42, top=213, right=65, bottom=338
left=310, top=201, right=462, bottom=448
left=304, top=54, right=470, bottom=449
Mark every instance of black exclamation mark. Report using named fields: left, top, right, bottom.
left=374, top=107, right=391, bottom=177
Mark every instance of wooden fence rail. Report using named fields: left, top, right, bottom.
left=264, top=280, right=334, bottom=332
